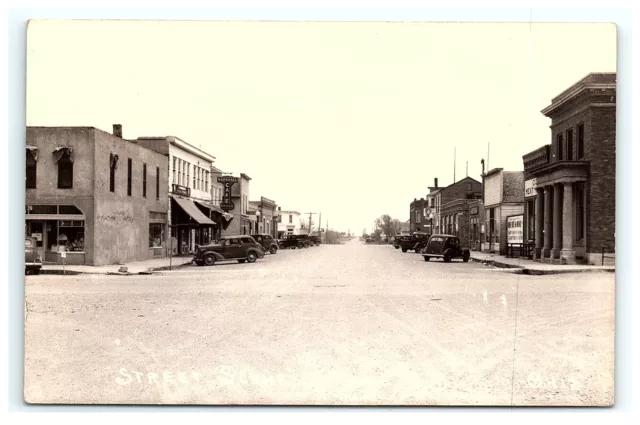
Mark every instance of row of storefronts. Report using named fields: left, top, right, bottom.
left=407, top=72, right=616, bottom=265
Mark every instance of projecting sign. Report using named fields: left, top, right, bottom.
left=525, top=178, right=537, bottom=198
left=507, top=215, right=524, bottom=244
left=217, top=176, right=238, bottom=212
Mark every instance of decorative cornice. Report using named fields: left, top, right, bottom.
left=542, top=83, right=616, bottom=117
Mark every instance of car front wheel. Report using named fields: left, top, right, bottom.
left=424, top=256, right=430, bottom=262
left=204, top=254, right=216, bottom=266
left=270, top=245, right=278, bottom=254
left=246, top=252, right=257, bottom=263
left=401, top=248, right=408, bottom=252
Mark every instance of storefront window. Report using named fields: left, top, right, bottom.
left=149, top=223, right=165, bottom=248
left=58, top=220, right=85, bottom=252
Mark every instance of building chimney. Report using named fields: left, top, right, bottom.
left=434, top=178, right=438, bottom=188
left=113, top=124, right=123, bottom=138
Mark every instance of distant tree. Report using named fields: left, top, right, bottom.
left=374, top=214, right=402, bottom=240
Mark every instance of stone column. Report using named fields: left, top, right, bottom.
left=561, top=182, right=576, bottom=263
left=543, top=186, right=553, bottom=258
left=551, top=183, right=563, bottom=259
left=534, top=188, right=544, bottom=259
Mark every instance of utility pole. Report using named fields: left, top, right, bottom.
left=304, top=212, right=317, bottom=235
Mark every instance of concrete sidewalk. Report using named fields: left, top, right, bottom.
left=39, top=256, right=194, bottom=275
left=470, top=251, right=615, bottom=275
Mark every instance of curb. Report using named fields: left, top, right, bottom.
left=38, top=260, right=194, bottom=276
left=471, top=257, right=615, bottom=275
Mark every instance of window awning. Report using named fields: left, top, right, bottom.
left=26, top=145, right=39, bottom=161
left=194, top=200, right=224, bottom=215
left=172, top=197, right=216, bottom=226
left=53, top=146, right=74, bottom=163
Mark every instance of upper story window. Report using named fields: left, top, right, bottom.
left=127, top=158, right=132, bottom=196
left=193, top=165, right=197, bottom=189
left=172, top=157, right=177, bottom=184
left=556, top=133, right=564, bottom=160
left=156, top=166, right=160, bottom=200
left=577, top=123, right=585, bottom=159
left=26, top=148, right=37, bottom=189
left=289, top=214, right=293, bottom=224
left=142, top=163, right=147, bottom=198
left=415, top=210, right=422, bottom=223
left=109, top=153, right=119, bottom=193
left=567, top=128, right=574, bottom=160
left=205, top=171, right=209, bottom=193
left=54, top=147, right=74, bottom=189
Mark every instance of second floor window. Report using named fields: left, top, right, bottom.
left=172, top=157, right=177, bottom=184
left=127, top=158, right=132, bottom=196
left=57, top=153, right=73, bottom=189
left=289, top=215, right=293, bottom=224
left=109, top=153, right=118, bottom=193
left=142, top=163, right=147, bottom=198
left=577, top=123, right=585, bottom=159
left=416, top=211, right=422, bottom=223
left=26, top=151, right=37, bottom=189
left=556, top=133, right=564, bottom=160
left=567, top=129, right=574, bottom=160
left=156, top=166, right=160, bottom=200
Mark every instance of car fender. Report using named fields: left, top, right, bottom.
left=443, top=248, right=453, bottom=257
left=204, top=251, right=225, bottom=260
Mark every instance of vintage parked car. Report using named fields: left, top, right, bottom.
left=421, top=234, right=471, bottom=263
left=399, top=232, right=430, bottom=253
left=278, top=235, right=309, bottom=249
left=308, top=235, right=321, bottom=246
left=25, top=236, right=42, bottom=275
left=393, top=235, right=410, bottom=249
left=250, top=233, right=279, bottom=254
left=193, top=235, right=265, bottom=266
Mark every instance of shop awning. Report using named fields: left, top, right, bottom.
left=194, top=200, right=224, bottom=215
left=26, top=145, right=39, bottom=161
left=172, top=197, right=216, bottom=226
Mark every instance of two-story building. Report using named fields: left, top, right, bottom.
left=220, top=173, right=253, bottom=236
left=277, top=209, right=303, bottom=238
left=409, top=197, right=429, bottom=233
left=522, top=72, right=616, bottom=265
left=249, top=197, right=279, bottom=238
left=481, top=168, right=525, bottom=254
left=25, top=125, right=169, bottom=266
left=136, top=135, right=224, bottom=255
left=432, top=177, right=483, bottom=234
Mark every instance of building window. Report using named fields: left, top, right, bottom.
left=156, top=166, right=160, bottom=200
left=567, top=128, right=574, bottom=160
left=172, top=157, right=177, bottom=184
left=526, top=199, right=535, bottom=241
left=57, top=153, right=73, bottom=189
left=194, top=167, right=197, bottom=190
left=576, top=182, right=585, bottom=240
left=149, top=223, right=165, bottom=248
left=416, top=211, right=422, bottom=223
left=489, top=208, right=495, bottom=234
left=577, top=123, right=585, bottom=159
left=142, top=163, right=147, bottom=198
left=109, top=153, right=118, bottom=193
left=127, top=158, right=132, bottom=196
left=556, top=133, right=564, bottom=160
left=26, top=151, right=37, bottom=189
left=205, top=171, right=209, bottom=193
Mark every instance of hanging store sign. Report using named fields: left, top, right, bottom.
left=218, top=176, right=238, bottom=212
left=507, top=215, right=524, bottom=244
left=470, top=206, right=479, bottom=215
left=525, top=178, right=537, bottom=198
left=172, top=184, right=191, bottom=197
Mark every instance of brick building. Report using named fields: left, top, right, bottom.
left=522, top=72, right=616, bottom=265
left=441, top=199, right=472, bottom=247
left=432, top=177, right=483, bottom=234
left=250, top=196, right=279, bottom=238
left=409, top=197, right=429, bottom=233
left=25, top=126, right=169, bottom=266
left=481, top=168, right=524, bottom=254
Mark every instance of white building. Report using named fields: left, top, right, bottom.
left=136, top=136, right=228, bottom=254
left=277, top=210, right=302, bottom=238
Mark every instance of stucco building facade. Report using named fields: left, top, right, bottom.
left=25, top=126, right=169, bottom=266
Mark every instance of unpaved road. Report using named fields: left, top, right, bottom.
left=24, top=239, right=615, bottom=406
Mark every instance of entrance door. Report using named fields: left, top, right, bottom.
left=28, top=221, right=45, bottom=260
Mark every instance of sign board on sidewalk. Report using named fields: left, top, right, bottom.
left=525, top=178, right=537, bottom=198
left=507, top=215, right=524, bottom=244
left=60, top=251, right=67, bottom=259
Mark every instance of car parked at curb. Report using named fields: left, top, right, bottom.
left=393, top=235, right=409, bottom=249
left=399, top=232, right=430, bottom=253
left=25, top=236, right=42, bottom=275
left=421, top=234, right=470, bottom=263
left=193, top=235, right=265, bottom=266
left=278, top=234, right=312, bottom=249
left=250, top=234, right=279, bottom=254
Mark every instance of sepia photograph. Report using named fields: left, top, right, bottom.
left=22, top=20, right=616, bottom=406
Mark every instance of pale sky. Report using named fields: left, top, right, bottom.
left=26, top=21, right=616, bottom=234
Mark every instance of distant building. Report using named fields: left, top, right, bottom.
left=277, top=209, right=303, bottom=238
left=250, top=197, right=279, bottom=238
left=522, top=72, right=616, bottom=265
left=25, top=125, right=169, bottom=266
left=220, top=173, right=253, bottom=236
left=432, top=177, right=483, bottom=234
left=409, top=197, right=429, bottom=233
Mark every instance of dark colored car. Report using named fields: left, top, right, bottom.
left=250, top=234, right=279, bottom=254
left=421, top=234, right=471, bottom=263
left=393, top=235, right=410, bottom=249
left=193, top=235, right=265, bottom=266
left=25, top=237, right=42, bottom=275
left=279, top=234, right=312, bottom=249
left=399, top=232, right=430, bottom=253
left=308, top=235, right=321, bottom=246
